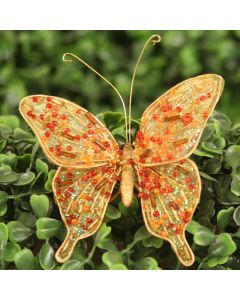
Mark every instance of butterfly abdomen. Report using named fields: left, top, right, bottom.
left=120, top=144, right=135, bottom=207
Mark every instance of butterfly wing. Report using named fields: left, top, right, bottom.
left=19, top=95, right=119, bottom=168
left=133, top=74, right=224, bottom=165
left=134, top=74, right=224, bottom=266
left=53, top=164, right=121, bottom=263
left=19, top=95, right=121, bottom=263
left=136, top=159, right=201, bottom=266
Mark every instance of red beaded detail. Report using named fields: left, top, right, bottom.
left=161, top=103, right=172, bottom=112
left=32, top=96, right=38, bottom=102
left=104, top=191, right=111, bottom=198
left=86, top=217, right=93, bottom=224
left=46, top=103, right=52, bottom=109
left=181, top=113, right=194, bottom=126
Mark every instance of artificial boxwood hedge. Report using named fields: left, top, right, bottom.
left=0, top=109, right=240, bottom=270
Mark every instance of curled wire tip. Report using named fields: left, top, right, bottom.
left=150, top=35, right=161, bottom=45
left=62, top=53, right=73, bottom=62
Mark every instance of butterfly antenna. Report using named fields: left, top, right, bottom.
left=63, top=52, right=129, bottom=143
left=128, top=34, right=161, bottom=143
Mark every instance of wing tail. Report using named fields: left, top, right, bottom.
left=53, top=165, right=121, bottom=263
left=55, top=232, right=78, bottom=263
left=135, top=159, right=201, bottom=266
left=170, top=234, right=195, bottom=266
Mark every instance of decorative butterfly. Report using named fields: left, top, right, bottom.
left=19, top=35, right=224, bottom=266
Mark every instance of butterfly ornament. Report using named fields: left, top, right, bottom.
left=19, top=35, right=224, bottom=266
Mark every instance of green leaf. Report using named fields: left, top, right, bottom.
left=225, top=145, right=240, bottom=172
left=14, top=248, right=37, bottom=270
left=0, top=169, right=19, bottom=183
left=106, top=205, right=121, bottom=219
left=202, top=157, right=222, bottom=174
left=30, top=194, right=49, bottom=218
left=142, top=236, right=163, bottom=248
left=3, top=242, right=21, bottom=262
left=193, top=226, right=216, bottom=246
left=36, top=217, right=62, bottom=240
left=199, top=172, right=218, bottom=183
left=0, top=139, right=6, bottom=152
left=111, top=126, right=126, bottom=138
left=217, top=175, right=240, bottom=205
left=60, top=260, right=83, bottom=270
left=39, top=242, right=56, bottom=270
left=8, top=221, right=33, bottom=242
left=193, top=149, right=214, bottom=158
left=109, top=263, right=128, bottom=270
left=0, top=124, right=12, bottom=139
left=45, top=170, right=57, bottom=191
left=35, top=158, right=49, bottom=178
left=202, top=142, right=223, bottom=154
left=233, top=206, right=240, bottom=226
left=97, top=236, right=118, bottom=251
left=13, top=128, right=32, bottom=140
left=0, top=223, right=8, bottom=248
left=134, top=257, right=160, bottom=270
left=0, top=153, right=17, bottom=168
left=217, top=207, right=234, bottom=232
left=231, top=176, right=240, bottom=196
left=208, top=233, right=237, bottom=257
left=17, top=212, right=36, bottom=228
left=0, top=115, right=20, bottom=129
left=0, top=191, right=8, bottom=217
left=98, top=111, right=124, bottom=128
left=0, top=191, right=8, bottom=205
left=17, top=154, right=31, bottom=171
left=133, top=226, right=151, bottom=243
left=13, top=171, right=35, bottom=186
left=0, top=201, right=7, bottom=217
left=186, top=220, right=201, bottom=234
left=207, top=256, right=228, bottom=268
left=102, top=250, right=124, bottom=268
left=94, top=223, right=111, bottom=245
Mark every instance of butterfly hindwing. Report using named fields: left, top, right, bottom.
left=53, top=164, right=121, bottom=263
left=19, top=95, right=119, bottom=168
left=133, top=74, right=224, bottom=165
left=135, top=159, right=201, bottom=266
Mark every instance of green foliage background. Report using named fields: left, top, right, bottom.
left=0, top=30, right=240, bottom=270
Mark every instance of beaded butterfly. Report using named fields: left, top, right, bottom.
left=19, top=35, right=224, bottom=266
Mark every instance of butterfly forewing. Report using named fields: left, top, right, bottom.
left=53, top=164, right=121, bottom=263
left=136, top=159, right=201, bottom=266
left=133, top=74, right=224, bottom=165
left=19, top=95, right=119, bottom=168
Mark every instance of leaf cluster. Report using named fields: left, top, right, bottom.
left=0, top=110, right=240, bottom=269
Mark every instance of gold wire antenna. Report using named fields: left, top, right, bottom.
left=63, top=52, right=129, bottom=143
left=62, top=34, right=161, bottom=144
left=128, top=34, right=161, bottom=143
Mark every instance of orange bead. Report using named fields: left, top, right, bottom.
left=71, top=201, right=78, bottom=208
left=71, top=219, right=78, bottom=225
left=161, top=231, right=168, bottom=238
left=162, top=213, right=168, bottom=220
left=157, top=219, right=163, bottom=226
left=83, top=205, right=90, bottom=212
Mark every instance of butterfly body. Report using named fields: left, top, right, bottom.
left=19, top=73, right=224, bottom=266
left=120, top=143, right=135, bottom=207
